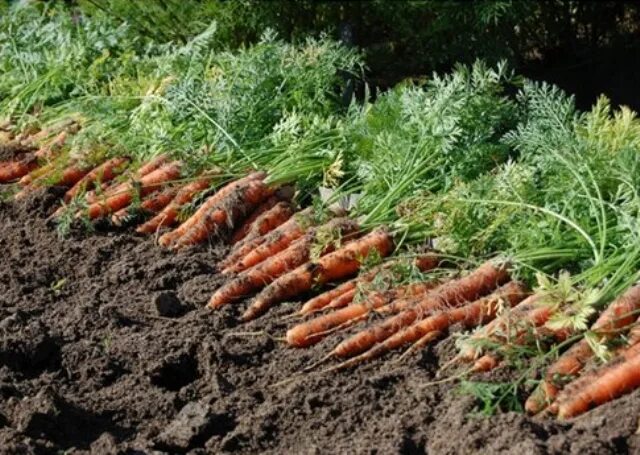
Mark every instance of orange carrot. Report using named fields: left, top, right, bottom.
left=525, top=285, right=640, bottom=415
left=297, top=254, right=441, bottom=316
left=232, top=201, right=294, bottom=246
left=135, top=154, right=169, bottom=177
left=330, top=282, right=527, bottom=368
left=208, top=218, right=358, bottom=309
left=157, top=172, right=265, bottom=247
left=556, top=346, right=640, bottom=419
left=287, top=281, right=440, bottom=348
left=84, top=161, right=182, bottom=219
left=471, top=354, right=500, bottom=373
left=330, top=261, right=509, bottom=359
left=222, top=209, right=315, bottom=274
left=218, top=207, right=312, bottom=273
left=171, top=178, right=276, bottom=249
left=111, top=185, right=177, bottom=225
left=243, top=228, right=393, bottom=321
left=0, top=159, right=38, bottom=183
left=64, top=157, right=130, bottom=203
left=136, top=176, right=213, bottom=234
left=230, top=194, right=288, bottom=244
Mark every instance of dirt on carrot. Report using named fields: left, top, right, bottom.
left=0, top=189, right=639, bottom=454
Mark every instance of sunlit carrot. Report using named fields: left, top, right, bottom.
left=330, top=261, right=509, bottom=359
left=218, top=207, right=312, bottom=273
left=230, top=195, right=289, bottom=244
left=110, top=185, right=178, bottom=225
left=243, top=228, right=393, bottom=321
left=525, top=285, right=640, bottom=415
left=171, top=179, right=276, bottom=249
left=136, top=175, right=213, bottom=234
left=157, top=172, right=265, bottom=247
left=64, top=156, right=130, bottom=203
left=85, top=161, right=182, bottom=219
left=286, top=281, right=440, bottom=348
left=208, top=218, right=358, bottom=309
left=297, top=254, right=442, bottom=316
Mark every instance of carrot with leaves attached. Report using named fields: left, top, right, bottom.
left=111, top=185, right=177, bottom=226
left=220, top=208, right=314, bottom=274
left=525, top=285, right=640, bottom=415
left=64, top=157, right=130, bottom=203
left=208, top=218, right=358, bottom=309
left=287, top=281, right=441, bottom=348
left=330, top=261, right=509, bottom=359
left=555, top=345, right=640, bottom=419
left=84, top=161, right=182, bottom=219
left=157, top=172, right=264, bottom=247
left=297, top=255, right=441, bottom=316
left=171, top=178, right=276, bottom=249
left=0, top=158, right=38, bottom=183
left=243, top=228, right=393, bottom=321
left=136, top=175, right=213, bottom=234
left=230, top=189, right=293, bottom=244
left=334, top=283, right=527, bottom=368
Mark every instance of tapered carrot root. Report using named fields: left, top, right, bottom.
left=471, top=354, right=500, bottom=373
left=0, top=159, right=38, bottom=183
left=287, top=281, right=440, bottom=348
left=330, top=282, right=528, bottom=368
left=111, top=186, right=177, bottom=226
left=525, top=285, right=640, bottom=415
left=158, top=172, right=265, bottom=247
left=230, top=190, right=292, bottom=244
left=222, top=209, right=314, bottom=274
left=297, top=254, right=442, bottom=316
left=135, top=154, right=169, bottom=177
left=171, top=178, right=276, bottom=249
left=218, top=207, right=312, bottom=273
left=331, top=261, right=510, bottom=359
left=210, top=217, right=358, bottom=308
left=64, top=157, right=130, bottom=203
left=243, top=227, right=392, bottom=321
left=14, top=163, right=89, bottom=199
left=555, top=347, right=640, bottom=419
left=237, top=201, right=293, bottom=245
left=136, top=175, right=213, bottom=234
left=84, top=161, right=182, bottom=219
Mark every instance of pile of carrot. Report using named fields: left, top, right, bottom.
left=4, top=141, right=640, bottom=421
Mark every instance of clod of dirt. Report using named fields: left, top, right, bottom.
left=155, top=401, right=236, bottom=452
left=153, top=291, right=186, bottom=317
left=0, top=322, right=61, bottom=377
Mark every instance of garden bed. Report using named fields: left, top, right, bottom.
left=0, top=188, right=638, bottom=454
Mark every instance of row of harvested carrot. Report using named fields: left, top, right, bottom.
left=3, top=132, right=640, bottom=419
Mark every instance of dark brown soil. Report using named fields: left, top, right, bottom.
left=1, top=187, right=639, bottom=454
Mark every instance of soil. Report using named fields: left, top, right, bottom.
left=1, top=187, right=639, bottom=454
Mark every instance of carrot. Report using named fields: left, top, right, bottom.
left=208, top=218, right=358, bottom=309
left=243, top=228, right=393, bottom=321
left=18, top=162, right=54, bottom=186
left=555, top=347, right=640, bottom=419
left=0, top=159, right=38, bottom=183
left=111, top=185, right=177, bottom=226
left=64, top=157, right=130, bottom=203
left=287, top=281, right=440, bottom=348
left=330, top=261, right=509, bottom=359
left=135, top=154, right=169, bottom=177
left=232, top=201, right=294, bottom=247
left=171, top=178, right=276, bottom=249
left=230, top=193, right=290, bottom=244
left=136, top=176, right=213, bottom=234
left=14, top=162, right=89, bottom=200
left=471, top=354, right=500, bottom=373
left=297, top=254, right=442, bottom=316
left=84, top=161, right=182, bottom=219
left=331, top=282, right=528, bottom=368
left=525, top=285, right=640, bottom=415
left=221, top=208, right=315, bottom=274
left=157, top=172, right=265, bottom=247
